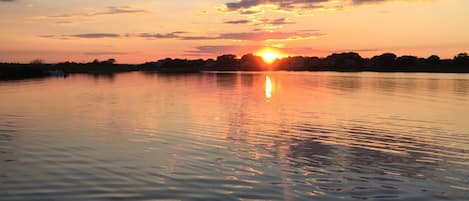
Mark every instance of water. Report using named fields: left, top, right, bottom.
left=0, top=72, right=468, bottom=201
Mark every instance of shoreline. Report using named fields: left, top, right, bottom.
left=2, top=52, right=469, bottom=81
left=1, top=65, right=469, bottom=82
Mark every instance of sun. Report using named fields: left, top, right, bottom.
left=255, top=48, right=286, bottom=65
left=262, top=52, right=278, bottom=64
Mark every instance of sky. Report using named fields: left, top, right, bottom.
left=0, top=0, right=468, bottom=63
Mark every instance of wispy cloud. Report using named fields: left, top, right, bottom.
left=225, top=17, right=294, bottom=26
left=132, top=32, right=181, bottom=39
left=186, top=45, right=380, bottom=56
left=84, top=51, right=128, bottom=56
left=41, top=30, right=323, bottom=42
left=32, top=6, right=152, bottom=20
left=220, top=0, right=421, bottom=14
left=185, top=45, right=314, bottom=56
left=41, top=33, right=121, bottom=39
left=214, top=31, right=321, bottom=41
left=71, top=33, right=121, bottom=38
left=224, top=19, right=251, bottom=24
left=257, top=18, right=295, bottom=25
left=186, top=45, right=262, bottom=55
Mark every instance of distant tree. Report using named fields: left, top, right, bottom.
left=216, top=54, right=239, bottom=70
left=304, top=57, right=321, bottom=68
left=202, top=59, right=216, bottom=70
left=105, top=58, right=116, bottom=64
left=453, top=53, right=469, bottom=67
left=426, top=55, right=440, bottom=66
left=325, top=52, right=364, bottom=70
left=240, top=54, right=264, bottom=70
left=427, top=55, right=440, bottom=62
left=370, top=53, right=396, bottom=68
left=455, top=53, right=468, bottom=59
left=30, top=59, right=44, bottom=65
left=396, top=56, right=419, bottom=68
left=217, top=54, right=237, bottom=61
left=277, top=56, right=307, bottom=71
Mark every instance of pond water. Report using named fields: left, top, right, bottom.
left=0, top=72, right=468, bottom=201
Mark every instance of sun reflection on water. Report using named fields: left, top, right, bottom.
left=265, top=75, right=273, bottom=100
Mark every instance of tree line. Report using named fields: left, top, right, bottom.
left=1, top=52, right=468, bottom=80
left=146, top=52, right=469, bottom=73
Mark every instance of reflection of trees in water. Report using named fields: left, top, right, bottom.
left=221, top=73, right=276, bottom=143
left=215, top=73, right=238, bottom=88
left=287, top=124, right=441, bottom=178
left=453, top=79, right=469, bottom=96
left=326, top=76, right=362, bottom=92
left=287, top=121, right=467, bottom=198
left=222, top=73, right=252, bottom=143
left=371, top=77, right=451, bottom=96
left=280, top=122, right=460, bottom=199
left=426, top=79, right=440, bottom=91
left=287, top=138, right=335, bottom=168
left=372, top=77, right=419, bottom=93
left=85, top=73, right=115, bottom=83
left=0, top=118, right=16, bottom=148
left=240, top=73, right=256, bottom=87
left=214, top=73, right=258, bottom=89
left=226, top=112, right=249, bottom=143
left=0, top=119, right=16, bottom=176
left=372, top=77, right=397, bottom=93
left=225, top=89, right=249, bottom=143
left=142, top=71, right=158, bottom=78
left=0, top=131, right=14, bottom=155
left=400, top=78, right=418, bottom=92
left=142, top=73, right=208, bottom=90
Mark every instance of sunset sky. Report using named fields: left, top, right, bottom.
left=0, top=0, right=468, bottom=63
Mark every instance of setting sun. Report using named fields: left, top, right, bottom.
left=262, top=52, right=278, bottom=64
left=256, top=48, right=285, bottom=64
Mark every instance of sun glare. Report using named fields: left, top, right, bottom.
left=256, top=48, right=284, bottom=64
left=262, top=52, right=278, bottom=64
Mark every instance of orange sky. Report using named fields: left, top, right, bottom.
left=0, top=0, right=468, bottom=63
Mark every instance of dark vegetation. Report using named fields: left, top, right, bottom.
left=1, top=52, right=468, bottom=80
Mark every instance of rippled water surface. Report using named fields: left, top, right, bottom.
left=1, top=72, right=468, bottom=201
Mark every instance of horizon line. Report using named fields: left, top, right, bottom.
left=1, top=51, right=467, bottom=65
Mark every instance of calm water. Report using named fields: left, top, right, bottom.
left=0, top=72, right=468, bottom=201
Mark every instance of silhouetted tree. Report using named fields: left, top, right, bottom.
left=427, top=55, right=440, bottom=64
left=325, top=52, right=364, bottom=71
left=240, top=54, right=264, bottom=71
left=396, top=56, right=419, bottom=68
left=30, top=59, right=44, bottom=65
left=455, top=53, right=468, bottom=59
left=104, top=58, right=116, bottom=64
left=425, top=55, right=440, bottom=69
left=215, top=54, right=239, bottom=71
left=304, top=57, right=322, bottom=70
left=370, top=53, right=396, bottom=70
left=153, top=58, right=203, bottom=73
left=453, top=53, right=469, bottom=68
left=277, top=56, right=307, bottom=71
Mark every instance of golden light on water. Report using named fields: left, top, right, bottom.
left=265, top=75, right=273, bottom=99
